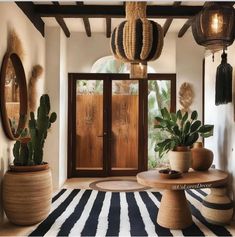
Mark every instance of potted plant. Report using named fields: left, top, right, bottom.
left=154, top=108, right=213, bottom=172
left=2, top=94, right=57, bottom=225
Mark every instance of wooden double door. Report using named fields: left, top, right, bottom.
left=68, top=73, right=176, bottom=177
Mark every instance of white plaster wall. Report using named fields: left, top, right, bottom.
left=44, top=27, right=60, bottom=190
left=0, top=2, right=45, bottom=222
left=67, top=32, right=176, bottom=73
left=44, top=26, right=68, bottom=189
left=176, top=32, right=205, bottom=121
left=204, top=47, right=235, bottom=207
left=149, top=32, right=176, bottom=73
left=59, top=30, right=68, bottom=187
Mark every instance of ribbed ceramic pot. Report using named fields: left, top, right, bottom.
left=168, top=146, right=191, bottom=173
left=191, top=142, right=213, bottom=171
left=201, top=188, right=233, bottom=225
left=3, top=165, right=52, bottom=226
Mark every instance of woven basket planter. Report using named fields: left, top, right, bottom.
left=3, top=165, right=52, bottom=226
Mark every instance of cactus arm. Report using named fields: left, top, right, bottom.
left=13, top=141, right=21, bottom=165
left=49, top=112, right=57, bottom=123
left=19, top=143, right=28, bottom=165
left=27, top=141, right=35, bottom=166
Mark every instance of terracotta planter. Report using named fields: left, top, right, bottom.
left=168, top=146, right=191, bottom=173
left=201, top=187, right=233, bottom=225
left=3, top=164, right=52, bottom=226
left=191, top=142, right=213, bottom=171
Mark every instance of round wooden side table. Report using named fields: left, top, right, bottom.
left=137, top=169, right=228, bottom=229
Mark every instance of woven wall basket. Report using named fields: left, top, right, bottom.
left=110, top=2, right=164, bottom=64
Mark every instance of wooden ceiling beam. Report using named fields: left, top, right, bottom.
left=106, top=18, right=111, bottom=38
left=34, top=5, right=203, bottom=19
left=76, top=2, right=91, bottom=37
left=82, top=17, right=91, bottom=37
left=178, top=18, right=193, bottom=38
left=15, top=2, right=45, bottom=37
left=163, top=1, right=181, bottom=37
left=52, top=2, right=70, bottom=37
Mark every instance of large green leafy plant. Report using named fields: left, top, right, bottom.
left=13, top=94, right=57, bottom=166
left=154, top=108, right=214, bottom=158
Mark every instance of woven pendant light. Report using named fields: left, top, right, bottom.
left=192, top=3, right=235, bottom=52
left=110, top=2, right=164, bottom=78
left=215, top=52, right=233, bottom=105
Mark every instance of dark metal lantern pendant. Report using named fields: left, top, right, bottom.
left=192, top=3, right=235, bottom=51
left=215, top=52, right=233, bottom=105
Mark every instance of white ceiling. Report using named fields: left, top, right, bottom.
left=34, top=1, right=205, bottom=34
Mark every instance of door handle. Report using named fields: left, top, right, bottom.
left=97, top=132, right=107, bottom=137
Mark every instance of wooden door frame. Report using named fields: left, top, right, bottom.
left=67, top=73, right=176, bottom=178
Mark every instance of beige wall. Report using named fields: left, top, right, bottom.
left=67, top=32, right=176, bottom=73
left=176, top=32, right=205, bottom=120
left=44, top=27, right=68, bottom=189
left=0, top=2, right=46, bottom=222
left=204, top=47, right=235, bottom=209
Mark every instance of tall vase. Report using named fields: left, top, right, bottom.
left=191, top=142, right=213, bottom=171
left=168, top=146, right=191, bottom=173
left=201, top=187, right=233, bottom=225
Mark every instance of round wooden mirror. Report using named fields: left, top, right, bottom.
left=0, top=52, right=28, bottom=140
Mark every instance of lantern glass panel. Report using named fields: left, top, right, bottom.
left=192, top=3, right=235, bottom=50
left=201, top=7, right=234, bottom=40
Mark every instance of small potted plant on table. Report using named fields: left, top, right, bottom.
left=2, top=94, right=57, bottom=225
left=154, top=108, right=213, bottom=172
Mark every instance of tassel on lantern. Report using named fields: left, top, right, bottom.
left=215, top=51, right=233, bottom=105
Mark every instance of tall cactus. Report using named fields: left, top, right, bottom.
left=13, top=94, right=57, bottom=166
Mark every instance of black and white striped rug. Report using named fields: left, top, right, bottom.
left=29, top=189, right=234, bottom=236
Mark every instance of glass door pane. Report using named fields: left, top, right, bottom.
left=76, top=80, right=104, bottom=170
left=111, top=80, right=139, bottom=171
left=148, top=80, right=172, bottom=169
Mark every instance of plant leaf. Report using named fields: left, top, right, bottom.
left=155, top=116, right=164, bottom=122
left=191, top=111, right=198, bottom=120
left=198, top=125, right=214, bottom=133
left=154, top=125, right=163, bottom=129
left=182, top=112, right=188, bottom=123
left=201, top=132, right=213, bottom=138
left=156, top=139, right=172, bottom=158
left=185, top=133, right=199, bottom=146
left=184, top=121, right=191, bottom=135
left=176, top=110, right=182, bottom=119
left=191, top=120, right=201, bottom=133
left=161, top=108, right=170, bottom=120
left=170, top=113, right=177, bottom=122
left=173, top=125, right=181, bottom=136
